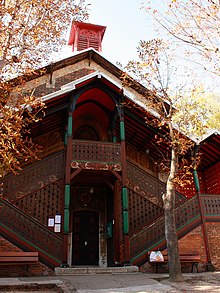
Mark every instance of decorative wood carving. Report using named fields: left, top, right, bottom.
left=74, top=125, right=100, bottom=141
left=33, top=128, right=64, bottom=158
left=71, top=187, right=106, bottom=212
left=127, top=160, right=186, bottom=207
left=71, top=161, right=122, bottom=171
left=2, top=151, right=65, bottom=202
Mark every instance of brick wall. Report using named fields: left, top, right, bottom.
left=0, top=236, right=53, bottom=277
left=177, top=225, right=207, bottom=272
left=140, top=223, right=220, bottom=273
left=178, top=226, right=206, bottom=261
left=206, top=222, right=220, bottom=270
left=179, top=223, right=220, bottom=270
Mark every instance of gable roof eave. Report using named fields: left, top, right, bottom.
left=41, top=70, right=162, bottom=122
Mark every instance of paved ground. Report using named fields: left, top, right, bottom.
left=0, top=272, right=220, bottom=292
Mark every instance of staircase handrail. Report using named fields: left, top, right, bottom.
left=0, top=198, right=63, bottom=264
left=127, top=185, right=164, bottom=213
left=129, top=195, right=200, bottom=262
left=126, top=159, right=186, bottom=208
left=1, top=150, right=65, bottom=202
left=127, top=186, right=164, bottom=234
left=11, top=178, right=64, bottom=204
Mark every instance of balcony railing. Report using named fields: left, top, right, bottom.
left=202, top=194, right=220, bottom=216
left=72, top=140, right=122, bottom=164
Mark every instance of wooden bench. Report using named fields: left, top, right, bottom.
left=0, top=251, right=39, bottom=275
left=148, top=251, right=201, bottom=273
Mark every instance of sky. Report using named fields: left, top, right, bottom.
left=65, top=0, right=155, bottom=66
left=62, top=0, right=220, bottom=94
left=88, top=0, right=153, bottom=65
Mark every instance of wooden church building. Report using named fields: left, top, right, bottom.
left=1, top=21, right=220, bottom=276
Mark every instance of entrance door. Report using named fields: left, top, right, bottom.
left=72, top=211, right=99, bottom=265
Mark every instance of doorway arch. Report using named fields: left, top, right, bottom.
left=74, top=125, right=100, bottom=141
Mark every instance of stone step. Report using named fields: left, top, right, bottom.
left=55, top=266, right=139, bottom=275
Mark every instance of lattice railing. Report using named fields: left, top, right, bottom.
left=14, top=179, right=64, bottom=226
left=175, top=196, right=200, bottom=229
left=130, top=216, right=165, bottom=260
left=1, top=151, right=65, bottom=203
left=72, top=140, right=121, bottom=164
left=202, top=194, right=220, bottom=215
left=130, top=196, right=200, bottom=261
left=0, top=198, right=63, bottom=263
left=127, top=160, right=186, bottom=208
left=128, top=188, right=164, bottom=234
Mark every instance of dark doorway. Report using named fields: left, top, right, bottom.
left=74, top=125, right=100, bottom=141
left=72, top=211, right=99, bottom=265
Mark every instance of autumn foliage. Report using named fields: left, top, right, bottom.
left=123, top=37, right=219, bottom=282
left=0, top=0, right=89, bottom=176
left=145, top=0, right=220, bottom=77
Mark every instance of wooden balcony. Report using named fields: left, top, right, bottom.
left=71, top=140, right=122, bottom=171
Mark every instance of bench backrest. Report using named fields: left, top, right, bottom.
left=0, top=252, right=38, bottom=257
left=148, top=251, right=200, bottom=262
left=0, top=252, right=39, bottom=263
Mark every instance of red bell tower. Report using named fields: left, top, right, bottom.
left=68, top=21, right=106, bottom=52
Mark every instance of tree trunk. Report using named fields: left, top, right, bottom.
left=163, top=146, right=183, bottom=282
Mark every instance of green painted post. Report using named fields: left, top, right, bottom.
left=122, top=187, right=128, bottom=210
left=63, top=184, right=70, bottom=233
left=122, top=187, right=129, bottom=234
left=64, top=131, right=67, bottom=146
left=120, top=119, right=128, bottom=235
left=67, top=114, right=73, bottom=137
left=64, top=209, right=69, bottom=234
left=193, top=169, right=200, bottom=192
left=65, top=184, right=70, bottom=208
left=123, top=211, right=129, bottom=234
left=120, top=121, right=125, bottom=141
left=64, top=113, right=72, bottom=235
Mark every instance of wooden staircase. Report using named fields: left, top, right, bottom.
left=125, top=160, right=220, bottom=266
left=0, top=198, right=62, bottom=268
left=0, top=151, right=219, bottom=270
left=0, top=151, right=65, bottom=269
left=129, top=196, right=201, bottom=266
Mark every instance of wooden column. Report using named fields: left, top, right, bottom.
left=113, top=180, right=121, bottom=264
left=118, top=102, right=130, bottom=265
left=193, top=145, right=215, bottom=271
left=62, top=112, right=72, bottom=266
